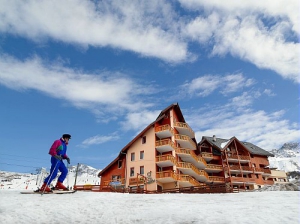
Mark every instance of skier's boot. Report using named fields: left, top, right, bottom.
left=40, top=183, right=52, bottom=192
left=55, top=181, right=69, bottom=191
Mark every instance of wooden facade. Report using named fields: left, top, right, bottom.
left=96, top=103, right=275, bottom=193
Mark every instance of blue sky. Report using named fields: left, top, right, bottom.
left=0, top=0, right=299, bottom=173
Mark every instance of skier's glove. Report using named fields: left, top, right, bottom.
left=54, top=155, right=62, bottom=161
left=66, top=157, right=70, bottom=164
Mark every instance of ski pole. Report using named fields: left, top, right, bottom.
left=41, top=159, right=60, bottom=195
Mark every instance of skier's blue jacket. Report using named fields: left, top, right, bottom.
left=48, top=138, right=69, bottom=159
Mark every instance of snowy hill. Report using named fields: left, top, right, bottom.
left=268, top=142, right=300, bottom=172
left=0, top=163, right=101, bottom=190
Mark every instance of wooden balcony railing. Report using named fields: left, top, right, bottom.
left=228, top=165, right=240, bottom=171
left=174, top=134, right=197, bottom=149
left=156, top=154, right=177, bottom=165
left=239, top=155, right=250, bottom=161
left=176, top=148, right=197, bottom=161
left=177, top=162, right=201, bottom=176
left=198, top=170, right=209, bottom=179
left=129, top=177, right=145, bottom=185
left=156, top=171, right=178, bottom=180
left=241, top=166, right=253, bottom=172
left=178, top=175, right=201, bottom=186
left=226, top=165, right=253, bottom=172
left=225, top=153, right=250, bottom=161
left=226, top=154, right=239, bottom=160
left=208, top=176, right=225, bottom=182
left=176, top=148, right=207, bottom=167
left=155, top=139, right=176, bottom=149
left=229, top=177, right=256, bottom=183
left=206, top=164, right=223, bottom=170
left=173, top=121, right=195, bottom=138
left=155, top=124, right=172, bottom=132
left=155, top=124, right=174, bottom=136
left=201, top=152, right=213, bottom=160
left=103, top=178, right=126, bottom=186
left=196, top=154, right=208, bottom=166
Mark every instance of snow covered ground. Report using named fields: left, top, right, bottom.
left=0, top=190, right=299, bottom=224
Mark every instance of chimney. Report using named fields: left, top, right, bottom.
left=213, top=135, right=216, bottom=142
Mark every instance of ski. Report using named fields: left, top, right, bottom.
left=20, top=190, right=76, bottom=194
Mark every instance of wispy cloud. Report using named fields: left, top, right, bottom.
left=182, top=0, right=300, bottom=82
left=120, top=110, right=161, bottom=132
left=188, top=104, right=299, bottom=150
left=0, top=54, right=154, bottom=118
left=181, top=73, right=254, bottom=97
left=80, top=132, right=120, bottom=148
left=0, top=0, right=188, bottom=62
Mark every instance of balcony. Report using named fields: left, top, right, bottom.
left=225, top=153, right=239, bottom=162
left=241, top=166, right=253, bottom=174
left=156, top=171, right=178, bottom=183
left=103, top=178, right=126, bottom=186
left=156, top=155, right=177, bottom=167
left=239, top=155, right=251, bottom=163
left=225, top=153, right=250, bottom=163
left=226, top=165, right=253, bottom=174
left=253, top=167, right=264, bottom=174
left=207, top=176, right=225, bottom=183
left=155, top=124, right=174, bottom=139
left=262, top=169, right=271, bottom=176
left=229, top=177, right=255, bottom=185
left=177, top=175, right=201, bottom=187
left=201, top=152, right=213, bottom=162
left=174, top=134, right=197, bottom=150
left=129, top=177, right=145, bottom=186
left=177, top=162, right=208, bottom=182
left=226, top=165, right=240, bottom=173
left=175, top=148, right=207, bottom=169
left=173, top=121, right=195, bottom=139
left=155, top=139, right=176, bottom=153
left=205, top=164, right=223, bottom=173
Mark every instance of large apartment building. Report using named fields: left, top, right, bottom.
left=98, top=103, right=275, bottom=192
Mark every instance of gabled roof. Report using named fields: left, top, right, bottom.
left=200, top=136, right=232, bottom=150
left=200, top=136, right=274, bottom=157
left=242, top=142, right=274, bottom=157
left=156, top=102, right=185, bottom=122
left=98, top=102, right=181, bottom=177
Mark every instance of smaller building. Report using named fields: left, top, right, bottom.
left=268, top=169, right=288, bottom=184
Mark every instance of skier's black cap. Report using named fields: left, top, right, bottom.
left=62, top=134, right=71, bottom=139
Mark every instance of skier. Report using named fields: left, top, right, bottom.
left=40, top=134, right=71, bottom=192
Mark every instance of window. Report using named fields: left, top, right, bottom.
left=142, top=136, right=146, bottom=144
left=131, top=153, right=135, bottom=161
left=130, top=167, right=134, bottom=177
left=140, top=151, right=144, bottom=160
left=112, top=175, right=121, bottom=181
left=118, top=160, right=122, bottom=168
left=140, top=166, right=144, bottom=175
